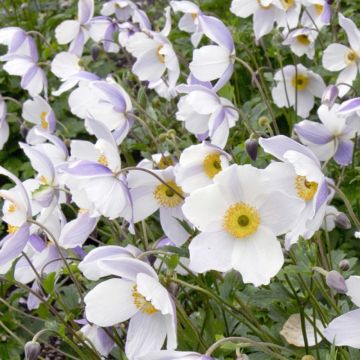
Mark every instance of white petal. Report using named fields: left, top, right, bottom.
left=322, top=43, right=350, bottom=71
left=84, top=278, right=138, bottom=326
left=55, top=20, right=80, bottom=44
left=346, top=275, right=360, bottom=307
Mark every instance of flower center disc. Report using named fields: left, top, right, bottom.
left=40, top=111, right=49, bottom=129
left=291, top=74, right=309, bottom=91
left=223, top=202, right=260, bottom=238
left=158, top=155, right=173, bottom=169
left=154, top=181, right=184, bottom=208
left=345, top=50, right=358, bottom=64
left=295, top=175, right=318, bottom=201
left=296, top=35, right=310, bottom=46
left=97, top=153, right=109, bottom=167
left=203, top=153, right=222, bottom=179
left=7, top=224, right=19, bottom=234
left=314, top=4, right=323, bottom=15
left=132, top=285, right=158, bottom=315
left=156, top=46, right=166, bottom=64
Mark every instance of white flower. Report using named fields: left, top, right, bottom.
left=182, top=164, right=303, bottom=286
left=272, top=64, right=325, bottom=118
left=175, top=142, right=231, bottom=193
left=322, top=14, right=360, bottom=97
left=301, top=0, right=331, bottom=30
left=82, top=257, right=177, bottom=359
left=282, top=28, right=318, bottom=59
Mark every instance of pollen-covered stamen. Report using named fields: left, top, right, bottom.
left=154, top=181, right=184, bottom=208
left=291, top=74, right=309, bottom=91
left=39, top=175, right=48, bottom=185
left=281, top=0, right=294, bottom=10
left=223, top=202, right=260, bottom=238
left=295, top=175, right=318, bottom=201
left=296, top=34, right=310, bottom=46
left=7, top=202, right=16, bottom=213
left=203, top=153, right=222, bottom=179
left=314, top=4, right=323, bottom=15
left=40, top=111, right=48, bottom=129
left=7, top=224, right=19, bottom=234
left=132, top=285, right=158, bottom=315
left=156, top=46, right=166, bottom=64
left=191, top=12, right=198, bottom=20
left=158, top=155, right=174, bottom=169
left=345, top=50, right=358, bottom=65
left=97, top=153, right=109, bottom=167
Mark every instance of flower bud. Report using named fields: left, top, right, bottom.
left=245, top=138, right=258, bottom=161
left=339, top=259, right=350, bottom=271
left=24, top=341, right=41, bottom=360
left=326, top=270, right=348, bottom=294
left=301, top=356, right=315, bottom=360
left=20, top=124, right=29, bottom=138
left=91, top=45, right=100, bottom=61
left=321, top=85, right=338, bottom=109
left=326, top=0, right=334, bottom=4
left=334, top=213, right=351, bottom=230
left=258, top=116, right=270, bottom=127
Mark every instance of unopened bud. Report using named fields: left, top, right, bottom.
left=326, top=270, right=348, bottom=294
left=301, top=356, right=315, bottom=360
left=91, top=45, right=100, bottom=61
left=245, top=138, right=258, bottom=161
left=20, top=124, right=29, bottom=138
left=258, top=116, right=270, bottom=127
left=335, top=213, right=351, bottom=230
left=24, top=341, right=41, bottom=360
left=339, top=259, right=350, bottom=271
left=321, top=85, right=338, bottom=109
left=326, top=0, right=334, bottom=4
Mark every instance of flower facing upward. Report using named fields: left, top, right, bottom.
left=182, top=164, right=303, bottom=286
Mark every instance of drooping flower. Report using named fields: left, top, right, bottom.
left=182, top=164, right=303, bottom=286
left=55, top=0, right=94, bottom=56
left=175, top=142, right=231, bottom=193
left=301, top=0, right=331, bottom=30
left=295, top=104, right=359, bottom=166
left=322, top=14, right=360, bottom=97
left=259, top=135, right=331, bottom=249
left=175, top=84, right=238, bottom=148
left=82, top=256, right=177, bottom=359
left=282, top=28, right=318, bottom=60
left=272, top=64, right=325, bottom=118
left=89, top=16, right=120, bottom=53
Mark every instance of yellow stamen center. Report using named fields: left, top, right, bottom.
left=191, top=12, right=198, bottom=20
left=132, top=285, right=158, bottom=315
left=291, top=74, right=309, bottom=91
left=158, top=156, right=174, bottom=169
left=39, top=175, right=48, bottom=185
left=295, top=176, right=318, bottom=201
left=97, top=154, right=109, bottom=167
left=314, top=4, right=323, bottom=15
left=156, top=46, right=165, bottom=64
left=7, top=203, right=16, bottom=213
left=203, top=153, right=222, bottom=179
left=223, top=202, right=260, bottom=238
left=7, top=224, right=19, bottom=234
left=345, top=50, right=358, bottom=64
left=281, top=0, right=294, bottom=10
left=40, top=111, right=48, bottom=129
left=296, top=34, right=310, bottom=46
left=153, top=181, right=184, bottom=208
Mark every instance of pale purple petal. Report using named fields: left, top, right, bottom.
left=338, top=97, right=360, bottom=114
left=29, top=234, right=46, bottom=252
left=63, top=160, right=113, bottom=177
left=334, top=139, right=354, bottom=166
left=295, top=121, right=333, bottom=145
left=315, top=180, right=329, bottom=212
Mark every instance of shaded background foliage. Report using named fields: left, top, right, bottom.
left=0, top=0, right=359, bottom=359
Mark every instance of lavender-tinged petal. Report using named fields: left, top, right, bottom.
left=27, top=281, right=43, bottom=310
left=0, top=224, right=29, bottom=267
left=29, top=234, right=46, bottom=252
left=93, top=82, right=126, bottom=112
left=212, top=63, right=234, bottom=92
left=73, top=246, right=86, bottom=259
left=209, top=109, right=225, bottom=136
left=20, top=65, right=37, bottom=89
left=78, top=0, right=94, bottom=24
left=199, top=15, right=234, bottom=52
left=47, top=110, right=57, bottom=133
left=62, top=160, right=113, bottom=177
left=338, top=97, right=360, bottom=114
left=196, top=131, right=209, bottom=142
left=295, top=121, right=333, bottom=145
left=70, top=30, right=85, bottom=57
left=315, top=180, right=329, bottom=212
left=33, top=129, right=69, bottom=159
left=187, top=73, right=213, bottom=88
left=28, top=36, right=39, bottom=62
left=113, top=118, right=133, bottom=145
left=9, top=30, right=26, bottom=53
left=334, top=139, right=354, bottom=166
left=103, top=24, right=116, bottom=52
left=320, top=3, right=331, bottom=24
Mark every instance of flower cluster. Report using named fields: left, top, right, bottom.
left=0, top=0, right=359, bottom=359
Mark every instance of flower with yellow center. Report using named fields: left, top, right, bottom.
left=156, top=46, right=166, bottom=64
left=291, top=74, right=309, bottom=91
left=40, top=111, right=48, bottom=129
left=153, top=181, right=184, bottom=208
left=132, top=285, right=158, bottom=315
left=295, top=176, right=318, bottom=201
left=223, top=202, right=260, bottom=238
left=203, top=153, right=222, bottom=179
